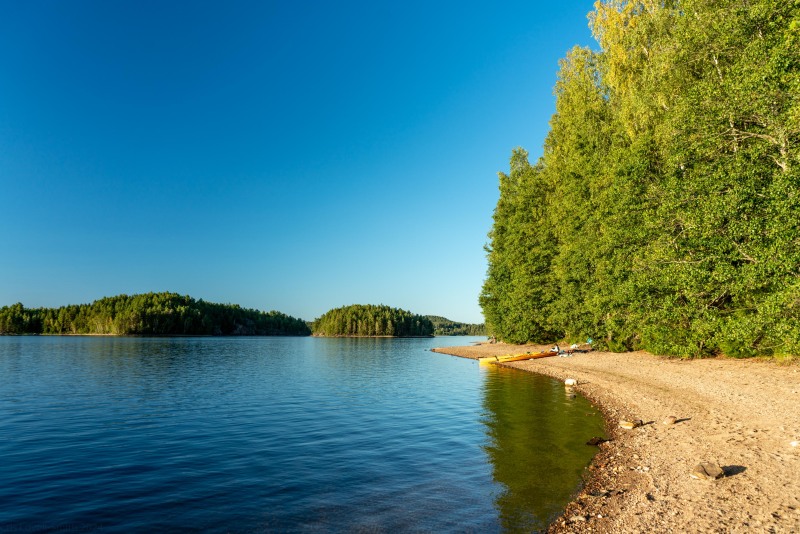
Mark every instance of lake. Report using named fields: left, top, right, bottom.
left=0, top=336, right=605, bottom=532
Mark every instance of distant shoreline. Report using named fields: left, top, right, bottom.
left=0, top=333, right=309, bottom=338
left=1, top=333, right=471, bottom=339
left=311, top=334, right=434, bottom=339
left=432, top=343, right=800, bottom=532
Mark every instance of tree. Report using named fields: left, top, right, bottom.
left=0, top=293, right=311, bottom=337
left=311, top=304, right=434, bottom=337
left=480, top=0, right=800, bottom=357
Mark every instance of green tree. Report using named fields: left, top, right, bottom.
left=312, top=304, right=434, bottom=337
left=480, top=150, right=561, bottom=344
left=480, top=0, right=799, bottom=357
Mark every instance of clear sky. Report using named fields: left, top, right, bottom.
left=1, top=0, right=596, bottom=324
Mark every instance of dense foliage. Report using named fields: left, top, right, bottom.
left=425, top=316, right=486, bottom=336
left=312, top=305, right=434, bottom=337
left=481, top=0, right=800, bottom=357
left=0, top=292, right=311, bottom=336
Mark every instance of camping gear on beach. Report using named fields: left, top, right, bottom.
left=479, top=338, right=595, bottom=364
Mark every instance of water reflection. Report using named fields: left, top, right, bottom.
left=0, top=336, right=606, bottom=532
left=481, top=365, right=606, bottom=532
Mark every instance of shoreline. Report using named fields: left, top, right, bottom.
left=0, top=333, right=311, bottom=338
left=432, top=343, right=800, bottom=532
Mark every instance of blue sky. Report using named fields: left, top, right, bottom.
left=1, top=1, right=596, bottom=324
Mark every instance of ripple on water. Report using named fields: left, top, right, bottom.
left=0, top=336, right=604, bottom=532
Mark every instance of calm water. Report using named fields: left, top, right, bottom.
left=0, top=336, right=605, bottom=533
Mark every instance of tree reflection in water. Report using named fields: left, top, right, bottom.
left=480, top=365, right=606, bottom=532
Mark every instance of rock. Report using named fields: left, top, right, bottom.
left=569, top=515, right=587, bottom=523
left=690, top=462, right=725, bottom=480
left=662, top=416, right=677, bottom=425
left=619, top=419, right=643, bottom=430
left=565, top=378, right=578, bottom=386
left=791, top=441, right=799, bottom=447
left=586, top=436, right=609, bottom=446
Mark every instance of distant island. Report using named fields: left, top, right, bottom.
left=0, top=292, right=311, bottom=336
left=0, top=295, right=487, bottom=339
left=425, top=316, right=486, bottom=336
left=312, top=304, right=433, bottom=337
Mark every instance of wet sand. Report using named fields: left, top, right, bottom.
left=431, top=343, right=800, bottom=533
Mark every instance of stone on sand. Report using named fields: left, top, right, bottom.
left=690, top=462, right=725, bottom=480
left=619, top=419, right=643, bottom=430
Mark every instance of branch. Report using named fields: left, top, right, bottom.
left=732, top=241, right=757, bottom=264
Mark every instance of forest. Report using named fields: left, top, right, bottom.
left=312, top=305, right=434, bottom=337
left=480, top=0, right=799, bottom=357
left=425, top=316, right=486, bottom=336
left=0, top=292, right=311, bottom=336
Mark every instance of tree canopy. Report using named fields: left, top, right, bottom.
left=481, top=0, right=800, bottom=357
left=312, top=305, right=434, bottom=337
left=0, top=292, right=311, bottom=336
left=425, top=316, right=486, bottom=336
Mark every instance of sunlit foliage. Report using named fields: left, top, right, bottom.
left=0, top=293, right=311, bottom=336
left=481, top=0, right=800, bottom=357
left=312, top=305, right=433, bottom=337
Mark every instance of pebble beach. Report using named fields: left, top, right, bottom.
left=432, top=343, right=800, bottom=533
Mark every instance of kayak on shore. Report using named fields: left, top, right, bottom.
left=478, top=350, right=556, bottom=365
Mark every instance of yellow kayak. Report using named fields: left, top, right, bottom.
left=478, top=350, right=556, bottom=365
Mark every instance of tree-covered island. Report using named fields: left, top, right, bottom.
left=312, top=304, right=434, bottom=337
left=0, top=292, right=310, bottom=336
left=480, top=0, right=799, bottom=358
left=425, top=316, right=486, bottom=336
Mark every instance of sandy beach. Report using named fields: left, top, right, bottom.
left=432, top=343, right=800, bottom=533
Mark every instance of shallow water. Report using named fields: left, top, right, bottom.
left=0, top=336, right=604, bottom=532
